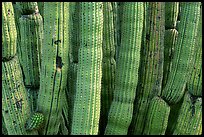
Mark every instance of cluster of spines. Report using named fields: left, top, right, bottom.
left=25, top=112, right=45, bottom=131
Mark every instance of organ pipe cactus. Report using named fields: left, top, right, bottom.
left=36, top=2, right=71, bottom=135
left=129, top=2, right=165, bottom=135
left=2, top=2, right=202, bottom=135
left=104, top=2, right=144, bottom=135
left=71, top=2, right=103, bottom=135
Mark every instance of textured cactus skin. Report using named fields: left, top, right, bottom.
left=128, top=2, right=165, bottom=135
left=2, top=2, right=202, bottom=135
left=165, top=2, right=179, bottom=29
left=161, top=2, right=201, bottom=105
left=172, top=93, right=202, bottom=135
left=143, top=96, right=170, bottom=135
left=37, top=2, right=70, bottom=135
left=18, top=14, right=43, bottom=88
left=162, top=29, right=178, bottom=90
left=104, top=3, right=144, bottom=135
left=187, top=10, right=202, bottom=97
left=99, top=2, right=116, bottom=135
left=16, top=2, right=38, bottom=15
left=71, top=2, right=103, bottom=135
left=2, top=56, right=38, bottom=135
left=2, top=2, right=17, bottom=61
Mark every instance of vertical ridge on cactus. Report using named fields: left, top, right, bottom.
left=2, top=2, right=202, bottom=135
left=104, top=3, right=144, bottom=135
left=37, top=2, right=70, bottom=135
left=71, top=2, right=103, bottom=135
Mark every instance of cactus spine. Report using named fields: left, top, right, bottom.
left=104, top=3, right=144, bottom=135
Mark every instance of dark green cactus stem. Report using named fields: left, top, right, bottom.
left=161, top=2, right=201, bottom=105
left=165, top=2, right=179, bottom=29
left=2, top=116, right=8, bottom=135
left=99, top=2, right=116, bottom=135
left=165, top=96, right=184, bottom=135
left=27, top=88, right=39, bottom=112
left=187, top=9, right=202, bottom=97
left=162, top=29, right=178, bottom=90
left=18, top=14, right=43, bottom=88
left=67, top=63, right=78, bottom=134
left=2, top=2, right=17, bottom=61
left=37, top=2, right=70, bottom=135
left=172, top=93, right=202, bottom=135
left=104, top=3, right=144, bottom=135
left=58, top=113, right=69, bottom=135
left=37, top=2, right=44, bottom=19
left=71, top=2, right=103, bottom=135
left=70, top=2, right=79, bottom=63
left=16, top=2, right=38, bottom=15
left=2, top=56, right=38, bottom=135
left=129, top=2, right=165, bottom=135
left=143, top=96, right=170, bottom=135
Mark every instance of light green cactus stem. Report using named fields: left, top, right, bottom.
left=143, top=96, right=170, bottom=135
left=99, top=2, right=116, bottom=135
left=173, top=93, right=202, bottom=135
left=161, top=2, right=201, bottom=105
left=71, top=2, right=103, bottom=135
left=104, top=3, right=144, bottom=135
left=2, top=2, right=17, bottom=61
left=187, top=10, right=202, bottom=97
left=16, top=2, right=38, bottom=15
left=2, top=56, right=38, bottom=135
left=18, top=14, right=43, bottom=88
left=37, top=2, right=70, bottom=135
left=129, top=2, right=165, bottom=135
left=165, top=2, right=179, bottom=29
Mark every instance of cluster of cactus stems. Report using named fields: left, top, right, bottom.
left=2, top=2, right=202, bottom=135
